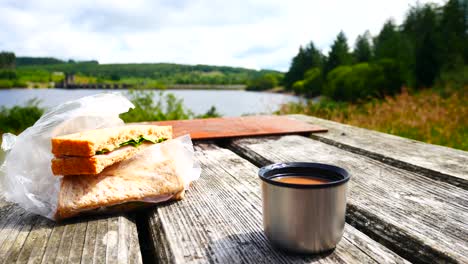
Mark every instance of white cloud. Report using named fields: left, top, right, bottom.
left=0, top=0, right=445, bottom=71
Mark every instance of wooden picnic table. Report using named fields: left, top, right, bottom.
left=1, top=114, right=467, bottom=263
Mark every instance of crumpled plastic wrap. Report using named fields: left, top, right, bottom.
left=0, top=93, right=200, bottom=220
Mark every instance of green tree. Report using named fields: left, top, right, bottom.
left=353, top=31, right=372, bottom=63
left=403, top=3, right=442, bottom=87
left=297, top=67, right=323, bottom=97
left=439, top=0, right=467, bottom=70
left=246, top=73, right=280, bottom=91
left=0, top=52, right=16, bottom=69
left=374, top=20, right=414, bottom=86
left=284, top=42, right=323, bottom=89
left=375, top=59, right=403, bottom=96
left=374, top=20, right=401, bottom=60
left=324, top=31, right=352, bottom=74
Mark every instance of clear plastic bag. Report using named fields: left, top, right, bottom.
left=0, top=93, right=200, bottom=220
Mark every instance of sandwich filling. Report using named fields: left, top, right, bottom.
left=95, top=136, right=167, bottom=155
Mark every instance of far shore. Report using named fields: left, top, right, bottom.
left=0, top=84, right=246, bottom=91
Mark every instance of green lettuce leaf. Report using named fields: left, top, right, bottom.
left=95, top=136, right=167, bottom=155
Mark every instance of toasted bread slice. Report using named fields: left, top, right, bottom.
left=51, top=143, right=153, bottom=176
left=51, top=125, right=172, bottom=157
left=56, top=157, right=184, bottom=220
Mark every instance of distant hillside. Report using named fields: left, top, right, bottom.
left=16, top=58, right=283, bottom=85
left=16, top=57, right=66, bottom=66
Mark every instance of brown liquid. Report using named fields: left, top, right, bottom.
left=273, top=176, right=329, bottom=185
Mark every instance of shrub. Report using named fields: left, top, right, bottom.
left=0, top=99, right=44, bottom=134
left=120, top=90, right=193, bottom=122
left=301, top=67, right=324, bottom=97
left=324, top=63, right=386, bottom=102
left=0, top=79, right=13, bottom=88
left=375, top=59, right=403, bottom=96
left=120, top=89, right=222, bottom=122
left=196, top=106, right=221, bottom=118
left=323, top=65, right=353, bottom=101
left=246, top=73, right=279, bottom=91
left=0, top=70, right=17, bottom=79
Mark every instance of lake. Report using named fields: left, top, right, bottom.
left=0, top=89, right=302, bottom=116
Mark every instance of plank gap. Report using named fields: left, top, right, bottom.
left=135, top=211, right=158, bottom=264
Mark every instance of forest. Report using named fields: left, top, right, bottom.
left=283, top=0, right=467, bottom=102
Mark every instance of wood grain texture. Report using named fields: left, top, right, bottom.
left=0, top=199, right=142, bottom=264
left=147, top=144, right=409, bottom=263
left=145, top=115, right=327, bottom=139
left=288, top=114, right=468, bottom=188
left=228, top=135, right=468, bottom=263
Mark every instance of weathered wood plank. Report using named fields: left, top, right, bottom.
left=0, top=198, right=142, bottom=264
left=147, top=144, right=409, bottom=263
left=228, top=135, right=468, bottom=263
left=288, top=114, right=468, bottom=188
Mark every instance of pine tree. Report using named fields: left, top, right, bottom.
left=439, top=0, right=467, bottom=70
left=374, top=20, right=401, bottom=60
left=354, top=31, right=372, bottom=63
left=284, top=42, right=323, bottom=89
left=325, top=31, right=352, bottom=75
left=403, top=3, right=441, bottom=87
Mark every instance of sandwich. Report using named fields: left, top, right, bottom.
left=51, top=124, right=188, bottom=220
left=51, top=125, right=172, bottom=175
left=55, top=148, right=185, bottom=220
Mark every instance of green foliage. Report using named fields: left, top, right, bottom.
left=17, top=61, right=279, bottom=86
left=439, top=0, right=467, bottom=71
left=246, top=73, right=281, bottom=91
left=284, top=42, right=323, bottom=89
left=292, top=67, right=323, bottom=97
left=435, top=66, right=468, bottom=92
left=0, top=91, right=223, bottom=137
left=286, top=0, right=467, bottom=101
left=120, top=90, right=222, bottom=122
left=15, top=57, right=65, bottom=66
left=374, top=20, right=403, bottom=60
left=278, top=87, right=468, bottom=151
left=353, top=31, right=372, bottom=63
left=324, top=31, right=353, bottom=74
left=16, top=69, right=51, bottom=83
left=0, top=70, right=17, bottom=79
left=324, top=63, right=386, bottom=102
left=0, top=79, right=14, bottom=88
left=403, top=3, right=442, bottom=87
left=0, top=99, right=44, bottom=134
left=120, top=90, right=193, bottom=122
left=196, top=106, right=221, bottom=118
left=0, top=52, right=16, bottom=69
left=375, top=59, right=403, bottom=96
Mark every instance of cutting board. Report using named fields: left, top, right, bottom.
left=145, top=115, right=327, bottom=140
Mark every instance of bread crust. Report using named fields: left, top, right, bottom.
left=51, top=143, right=153, bottom=176
left=55, top=158, right=184, bottom=220
left=51, top=125, right=172, bottom=157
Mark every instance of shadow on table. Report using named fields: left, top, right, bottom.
left=1, top=200, right=136, bottom=231
left=206, top=230, right=334, bottom=263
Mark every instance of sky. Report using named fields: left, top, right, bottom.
left=0, top=0, right=445, bottom=71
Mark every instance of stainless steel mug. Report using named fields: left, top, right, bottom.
left=259, top=162, right=350, bottom=254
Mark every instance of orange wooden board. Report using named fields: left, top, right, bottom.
left=145, top=115, right=327, bottom=140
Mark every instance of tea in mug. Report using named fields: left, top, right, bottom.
left=273, top=176, right=329, bottom=185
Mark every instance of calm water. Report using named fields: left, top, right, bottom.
left=0, top=89, right=301, bottom=116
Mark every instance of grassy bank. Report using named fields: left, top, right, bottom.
left=278, top=87, right=468, bottom=151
